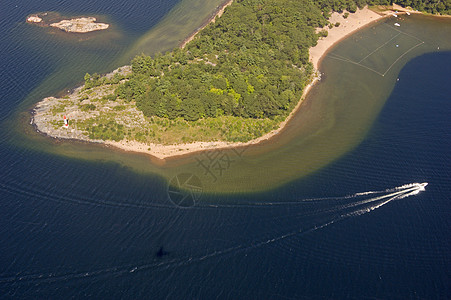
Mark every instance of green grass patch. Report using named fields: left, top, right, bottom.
left=87, top=120, right=125, bottom=142
left=80, top=103, right=97, bottom=111
left=51, top=100, right=72, bottom=114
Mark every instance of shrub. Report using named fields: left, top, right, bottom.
left=318, top=29, right=328, bottom=38
left=80, top=104, right=96, bottom=111
left=102, top=94, right=117, bottom=101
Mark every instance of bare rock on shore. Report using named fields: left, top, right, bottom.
left=50, top=17, right=109, bottom=33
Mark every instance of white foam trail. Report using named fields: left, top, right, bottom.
left=209, top=182, right=428, bottom=208
left=355, top=182, right=427, bottom=196
left=342, top=183, right=427, bottom=209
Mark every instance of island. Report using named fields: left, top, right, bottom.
left=49, top=17, right=109, bottom=33
left=26, top=13, right=109, bottom=33
left=31, top=0, right=450, bottom=159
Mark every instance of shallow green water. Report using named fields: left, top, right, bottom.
left=158, top=15, right=451, bottom=193
left=121, top=0, right=232, bottom=63
left=13, top=13, right=451, bottom=194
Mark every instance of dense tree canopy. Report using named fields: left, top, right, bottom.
left=114, top=0, right=449, bottom=122
left=395, top=0, right=451, bottom=14
left=117, top=0, right=326, bottom=121
left=316, top=0, right=450, bottom=14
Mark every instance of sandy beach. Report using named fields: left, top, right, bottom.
left=34, top=5, right=395, bottom=160
left=309, top=7, right=384, bottom=70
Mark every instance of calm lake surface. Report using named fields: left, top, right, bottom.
left=0, top=1, right=450, bottom=298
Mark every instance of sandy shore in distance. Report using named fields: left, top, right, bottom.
left=104, top=6, right=392, bottom=160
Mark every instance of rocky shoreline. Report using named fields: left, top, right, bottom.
left=50, top=17, right=109, bottom=33
left=27, top=13, right=109, bottom=33
left=31, top=66, right=132, bottom=144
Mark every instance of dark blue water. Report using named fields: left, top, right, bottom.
left=1, top=2, right=450, bottom=299
left=0, top=0, right=179, bottom=118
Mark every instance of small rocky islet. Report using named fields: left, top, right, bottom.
left=26, top=13, right=109, bottom=33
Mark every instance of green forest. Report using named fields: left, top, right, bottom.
left=395, top=0, right=451, bottom=14
left=88, top=0, right=449, bottom=124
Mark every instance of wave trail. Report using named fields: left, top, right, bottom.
left=202, top=182, right=428, bottom=208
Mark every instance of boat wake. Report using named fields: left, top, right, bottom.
left=0, top=182, right=428, bottom=285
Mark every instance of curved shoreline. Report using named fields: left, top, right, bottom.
left=32, top=6, right=395, bottom=160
